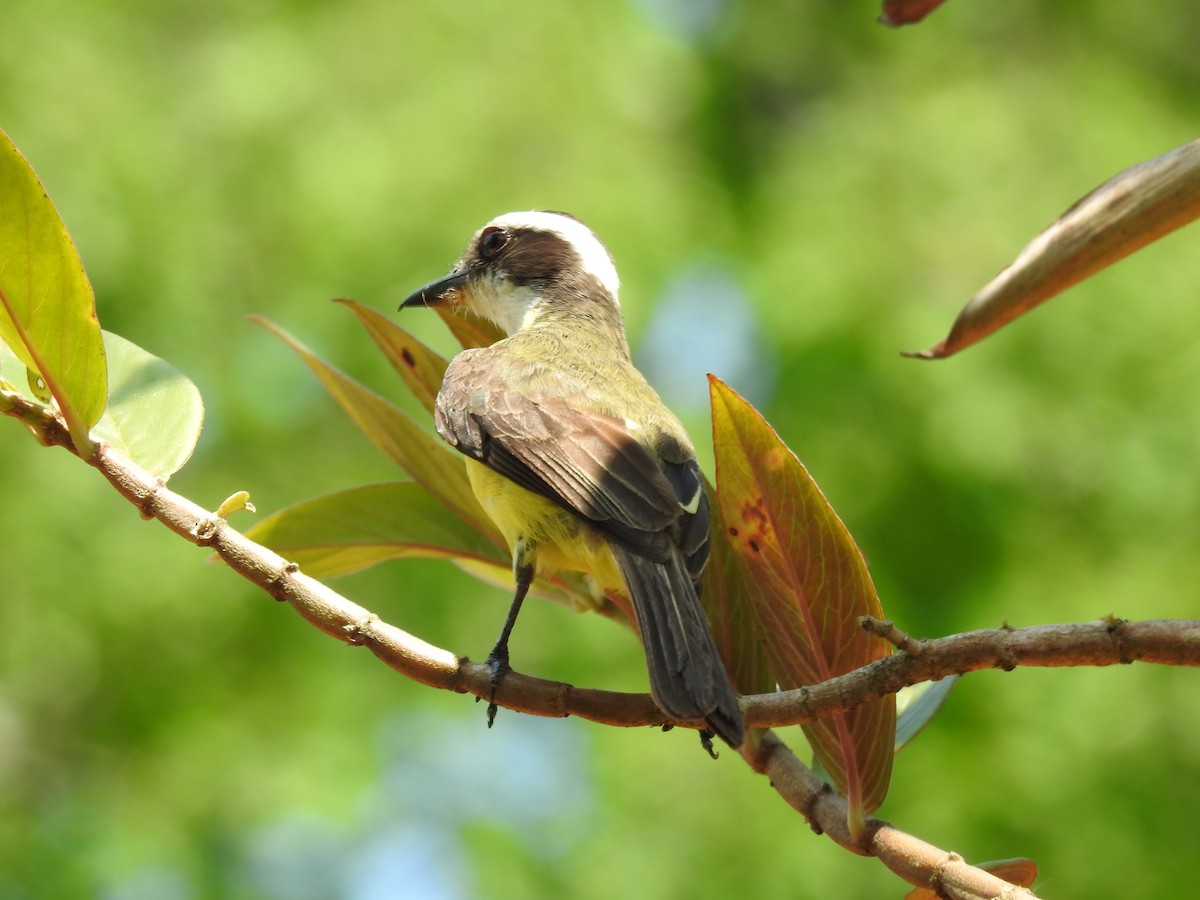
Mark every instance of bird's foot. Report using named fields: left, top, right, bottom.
left=698, top=728, right=718, bottom=759
left=482, top=643, right=511, bottom=729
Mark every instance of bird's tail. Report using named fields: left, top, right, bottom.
left=612, top=546, right=745, bottom=747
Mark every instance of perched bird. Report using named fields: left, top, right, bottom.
left=400, top=211, right=744, bottom=748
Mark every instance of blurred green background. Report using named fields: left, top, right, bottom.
left=2, top=1, right=1199, bottom=897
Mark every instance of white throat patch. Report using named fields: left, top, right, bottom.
left=471, top=275, right=542, bottom=337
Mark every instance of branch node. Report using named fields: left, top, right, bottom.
left=343, top=614, right=380, bottom=646
left=552, top=681, right=573, bottom=715
left=926, top=851, right=965, bottom=897
left=1105, top=615, right=1135, bottom=664
left=797, top=779, right=833, bottom=835
left=192, top=513, right=221, bottom=544
left=137, top=478, right=166, bottom=521
left=860, top=616, right=922, bottom=655
left=794, top=684, right=814, bottom=719
left=993, top=621, right=1021, bottom=671
left=266, top=561, right=300, bottom=600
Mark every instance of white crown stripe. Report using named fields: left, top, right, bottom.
left=489, top=211, right=621, bottom=304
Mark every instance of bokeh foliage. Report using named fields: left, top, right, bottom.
left=1, top=1, right=1199, bottom=897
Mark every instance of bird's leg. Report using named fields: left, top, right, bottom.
left=484, top=540, right=535, bottom=728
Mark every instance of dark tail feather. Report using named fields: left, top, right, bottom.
left=612, top=546, right=745, bottom=747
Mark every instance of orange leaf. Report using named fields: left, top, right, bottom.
left=436, top=306, right=505, bottom=350
left=336, top=298, right=447, bottom=415
left=710, top=376, right=895, bottom=827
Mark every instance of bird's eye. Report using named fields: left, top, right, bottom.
left=479, top=227, right=510, bottom=260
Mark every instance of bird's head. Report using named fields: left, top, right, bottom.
left=400, top=210, right=622, bottom=336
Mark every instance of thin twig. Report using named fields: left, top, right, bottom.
left=751, top=616, right=1200, bottom=728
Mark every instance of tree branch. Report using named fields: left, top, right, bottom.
left=749, top=616, right=1200, bottom=729
left=743, top=731, right=1038, bottom=899
left=11, top=390, right=1198, bottom=734
left=23, top=390, right=1200, bottom=896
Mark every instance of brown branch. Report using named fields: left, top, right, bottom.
left=18, top=391, right=1200, bottom=896
left=750, top=616, right=1200, bottom=729
left=10, top=390, right=1198, bottom=732
left=86, top=428, right=1041, bottom=898
left=743, top=732, right=1038, bottom=899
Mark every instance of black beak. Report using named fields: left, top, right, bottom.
left=399, top=270, right=471, bottom=310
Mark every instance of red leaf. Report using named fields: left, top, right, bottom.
left=702, top=483, right=775, bottom=697
left=879, top=0, right=950, bottom=27
left=710, top=376, right=895, bottom=826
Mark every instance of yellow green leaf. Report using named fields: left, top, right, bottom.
left=246, top=482, right=506, bottom=580
left=251, top=315, right=491, bottom=536
left=249, top=482, right=601, bottom=614
left=0, top=127, right=106, bottom=453
left=90, top=331, right=203, bottom=480
left=217, top=490, right=255, bottom=519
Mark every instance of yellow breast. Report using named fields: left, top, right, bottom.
left=466, top=460, right=624, bottom=593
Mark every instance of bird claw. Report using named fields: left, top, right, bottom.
left=483, top=645, right=511, bottom=729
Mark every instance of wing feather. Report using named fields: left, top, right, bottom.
left=435, top=349, right=696, bottom=562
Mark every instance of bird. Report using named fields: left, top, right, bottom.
left=399, top=210, right=744, bottom=749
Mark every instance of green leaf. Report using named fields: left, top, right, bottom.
left=336, top=298, right=447, bottom=415
left=251, top=315, right=492, bottom=535
left=90, top=331, right=204, bottom=479
left=247, top=482, right=601, bottom=614
left=246, top=482, right=507, bottom=580
left=894, top=676, right=957, bottom=753
left=0, top=127, right=107, bottom=453
left=710, top=375, right=895, bottom=828
left=0, top=339, right=30, bottom=394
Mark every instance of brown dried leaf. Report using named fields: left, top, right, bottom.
left=909, top=138, right=1200, bottom=359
